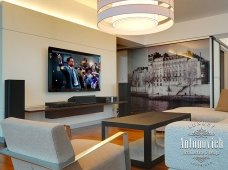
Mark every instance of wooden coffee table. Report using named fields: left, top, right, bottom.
left=102, top=112, right=191, bottom=168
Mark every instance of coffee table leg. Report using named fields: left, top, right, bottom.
left=102, top=125, right=108, bottom=140
left=144, top=128, right=151, bottom=168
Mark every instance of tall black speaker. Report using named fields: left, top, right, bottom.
left=118, top=83, right=130, bottom=117
left=5, top=80, right=25, bottom=119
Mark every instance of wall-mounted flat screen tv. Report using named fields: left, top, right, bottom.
left=48, top=47, right=101, bottom=92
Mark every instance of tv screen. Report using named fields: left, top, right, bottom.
left=48, top=47, right=101, bottom=92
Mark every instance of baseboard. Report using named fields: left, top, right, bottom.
left=70, top=119, right=102, bottom=129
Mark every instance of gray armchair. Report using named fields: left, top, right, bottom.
left=0, top=118, right=131, bottom=170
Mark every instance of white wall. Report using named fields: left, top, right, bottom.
left=0, top=2, right=117, bottom=136
left=212, top=40, right=221, bottom=107
left=0, top=3, right=3, bottom=133
left=142, top=13, right=228, bottom=46
left=0, top=0, right=98, bottom=30
left=224, top=52, right=228, bottom=88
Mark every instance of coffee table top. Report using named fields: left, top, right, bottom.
left=102, top=112, right=191, bottom=130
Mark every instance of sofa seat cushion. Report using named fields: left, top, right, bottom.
left=164, top=107, right=228, bottom=122
left=219, top=118, right=228, bottom=124
left=70, top=139, right=126, bottom=170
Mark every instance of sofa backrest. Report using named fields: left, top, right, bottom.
left=1, top=118, right=75, bottom=165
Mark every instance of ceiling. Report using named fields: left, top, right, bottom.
left=2, top=0, right=228, bottom=26
left=1, top=0, right=228, bottom=48
left=73, top=0, right=97, bottom=10
left=174, top=0, right=228, bottom=22
left=117, top=38, right=144, bottom=50
left=75, top=0, right=228, bottom=23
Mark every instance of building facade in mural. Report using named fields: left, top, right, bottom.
left=131, top=51, right=209, bottom=96
left=146, top=52, right=209, bottom=96
left=129, top=39, right=210, bottom=112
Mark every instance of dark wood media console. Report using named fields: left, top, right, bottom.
left=45, top=104, right=103, bottom=119
left=25, top=101, right=127, bottom=119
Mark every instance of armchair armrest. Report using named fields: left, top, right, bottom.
left=73, top=132, right=130, bottom=170
left=0, top=132, right=130, bottom=170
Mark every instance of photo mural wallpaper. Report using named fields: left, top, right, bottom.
left=128, top=39, right=210, bottom=113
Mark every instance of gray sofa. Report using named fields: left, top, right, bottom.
left=156, top=107, right=228, bottom=132
left=164, top=107, right=228, bottom=122
left=165, top=120, right=228, bottom=170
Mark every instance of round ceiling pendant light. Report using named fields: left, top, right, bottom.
left=97, top=0, right=174, bottom=35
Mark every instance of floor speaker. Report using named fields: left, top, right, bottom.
left=5, top=80, right=25, bottom=119
left=118, top=83, right=130, bottom=117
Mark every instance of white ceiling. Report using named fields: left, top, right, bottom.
left=174, top=0, right=228, bottom=22
left=75, top=0, right=228, bottom=22
left=1, top=0, right=228, bottom=47
left=55, top=0, right=228, bottom=23
left=2, top=0, right=228, bottom=25
left=73, top=0, right=97, bottom=10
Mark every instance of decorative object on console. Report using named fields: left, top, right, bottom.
left=96, top=96, right=118, bottom=103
